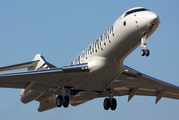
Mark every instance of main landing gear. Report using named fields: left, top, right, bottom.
left=56, top=87, right=69, bottom=108
left=56, top=95, right=69, bottom=108
left=103, top=97, right=117, bottom=110
left=103, top=90, right=117, bottom=110
left=141, top=33, right=150, bottom=57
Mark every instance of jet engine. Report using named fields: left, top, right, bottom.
left=20, top=89, right=43, bottom=103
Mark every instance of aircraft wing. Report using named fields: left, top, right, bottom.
left=0, top=54, right=95, bottom=111
left=100, top=65, right=179, bottom=103
left=0, top=63, right=89, bottom=93
left=1, top=56, right=179, bottom=109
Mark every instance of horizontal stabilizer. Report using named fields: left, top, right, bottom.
left=0, top=54, right=57, bottom=72
left=0, top=60, right=39, bottom=72
left=47, top=62, right=57, bottom=68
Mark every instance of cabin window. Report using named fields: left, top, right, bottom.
left=123, top=21, right=126, bottom=26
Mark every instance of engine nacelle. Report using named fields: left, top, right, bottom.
left=20, top=89, right=43, bottom=103
left=38, top=94, right=57, bottom=112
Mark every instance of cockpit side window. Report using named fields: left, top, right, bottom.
left=124, top=8, right=149, bottom=17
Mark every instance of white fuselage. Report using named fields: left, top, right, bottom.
left=70, top=7, right=159, bottom=91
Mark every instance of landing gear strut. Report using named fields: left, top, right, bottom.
left=141, top=33, right=150, bottom=57
left=103, top=90, right=117, bottom=110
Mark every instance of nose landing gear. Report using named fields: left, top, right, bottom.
left=141, top=33, right=150, bottom=57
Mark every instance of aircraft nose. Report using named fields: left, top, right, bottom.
left=148, top=13, right=160, bottom=25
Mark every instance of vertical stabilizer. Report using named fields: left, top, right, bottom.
left=28, top=54, right=51, bottom=71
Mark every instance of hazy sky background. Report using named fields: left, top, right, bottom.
left=0, top=0, right=179, bottom=120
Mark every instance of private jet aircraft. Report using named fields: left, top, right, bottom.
left=0, top=7, right=179, bottom=112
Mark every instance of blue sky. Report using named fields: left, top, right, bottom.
left=0, top=0, right=179, bottom=120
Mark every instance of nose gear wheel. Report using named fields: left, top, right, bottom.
left=141, top=49, right=150, bottom=57
left=145, top=49, right=150, bottom=56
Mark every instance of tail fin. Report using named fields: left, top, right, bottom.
left=28, top=54, right=51, bottom=71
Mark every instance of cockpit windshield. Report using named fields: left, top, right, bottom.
left=124, top=8, right=149, bottom=17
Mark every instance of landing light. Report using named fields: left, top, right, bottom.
left=125, top=69, right=129, bottom=72
left=81, top=67, right=88, bottom=70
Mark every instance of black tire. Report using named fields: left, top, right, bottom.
left=111, top=98, right=117, bottom=111
left=56, top=95, right=63, bottom=107
left=141, top=49, right=145, bottom=56
left=145, top=49, right=150, bottom=56
left=63, top=96, right=69, bottom=108
left=103, top=98, right=110, bottom=110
